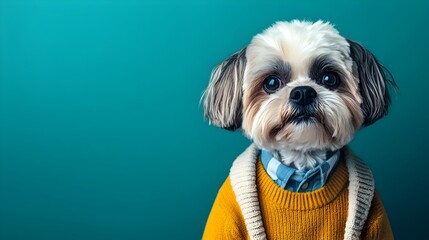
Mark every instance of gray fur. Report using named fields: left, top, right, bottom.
left=347, top=39, right=394, bottom=126
left=202, top=48, right=247, bottom=131
left=269, top=58, right=292, bottom=83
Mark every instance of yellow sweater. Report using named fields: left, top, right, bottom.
left=203, top=159, right=393, bottom=240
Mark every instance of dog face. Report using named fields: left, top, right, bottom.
left=203, top=20, right=393, bottom=152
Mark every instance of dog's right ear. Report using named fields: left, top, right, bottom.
left=202, top=47, right=247, bottom=131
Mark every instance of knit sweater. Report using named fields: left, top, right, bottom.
left=203, top=145, right=393, bottom=240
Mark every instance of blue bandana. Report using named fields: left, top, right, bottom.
left=261, top=149, right=340, bottom=192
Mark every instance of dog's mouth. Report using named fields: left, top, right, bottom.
left=269, top=107, right=323, bottom=138
left=292, top=113, right=318, bottom=123
left=270, top=107, right=324, bottom=136
left=288, top=108, right=321, bottom=125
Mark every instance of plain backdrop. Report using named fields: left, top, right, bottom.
left=1, top=0, right=428, bottom=239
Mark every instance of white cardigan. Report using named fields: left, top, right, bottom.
left=229, top=144, right=375, bottom=240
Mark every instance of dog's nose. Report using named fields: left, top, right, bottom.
left=290, top=86, right=317, bottom=106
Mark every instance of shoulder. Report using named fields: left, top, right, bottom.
left=361, top=191, right=394, bottom=240
left=216, top=177, right=245, bottom=221
left=203, top=177, right=247, bottom=240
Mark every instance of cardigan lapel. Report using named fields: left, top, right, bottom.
left=343, top=147, right=375, bottom=240
left=229, top=144, right=267, bottom=240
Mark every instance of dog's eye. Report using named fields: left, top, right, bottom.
left=321, top=72, right=340, bottom=88
left=263, top=76, right=282, bottom=94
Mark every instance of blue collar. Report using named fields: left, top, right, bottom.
left=260, top=149, right=341, bottom=192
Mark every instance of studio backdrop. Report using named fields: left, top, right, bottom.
left=1, top=0, right=428, bottom=239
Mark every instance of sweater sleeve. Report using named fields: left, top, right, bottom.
left=202, top=177, right=247, bottom=240
left=361, top=191, right=394, bottom=240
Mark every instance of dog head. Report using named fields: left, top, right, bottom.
left=203, top=20, right=394, bottom=152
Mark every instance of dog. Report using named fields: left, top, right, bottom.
left=202, top=20, right=395, bottom=240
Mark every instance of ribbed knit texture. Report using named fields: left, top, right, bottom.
left=229, top=144, right=267, bottom=240
left=257, top=159, right=351, bottom=239
left=343, top=147, right=376, bottom=240
left=203, top=145, right=393, bottom=240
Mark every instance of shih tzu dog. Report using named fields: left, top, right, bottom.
left=202, top=20, right=395, bottom=240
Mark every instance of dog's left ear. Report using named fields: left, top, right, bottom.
left=347, top=39, right=395, bottom=127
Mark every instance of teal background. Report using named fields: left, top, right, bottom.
left=0, top=0, right=427, bottom=239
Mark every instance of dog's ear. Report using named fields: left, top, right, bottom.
left=347, top=39, right=396, bottom=127
left=202, top=47, right=247, bottom=131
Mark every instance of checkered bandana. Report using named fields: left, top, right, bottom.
left=260, top=149, right=340, bottom=192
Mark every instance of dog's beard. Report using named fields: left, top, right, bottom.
left=243, top=86, right=360, bottom=153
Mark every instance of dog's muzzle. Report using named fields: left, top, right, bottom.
left=288, top=86, right=320, bottom=124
